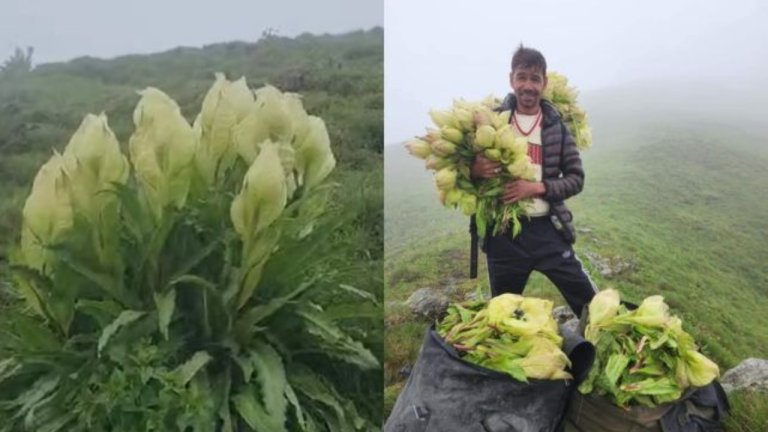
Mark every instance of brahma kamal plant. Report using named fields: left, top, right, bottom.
left=0, top=73, right=380, bottom=432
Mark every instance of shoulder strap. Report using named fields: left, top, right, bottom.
left=469, top=215, right=478, bottom=279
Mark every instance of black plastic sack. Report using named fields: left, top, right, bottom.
left=385, top=324, right=595, bottom=432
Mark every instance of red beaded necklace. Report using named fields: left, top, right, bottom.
left=512, top=110, right=542, bottom=137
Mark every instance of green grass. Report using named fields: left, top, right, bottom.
left=383, top=102, right=768, bottom=425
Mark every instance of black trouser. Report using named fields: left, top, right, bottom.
left=483, top=216, right=597, bottom=317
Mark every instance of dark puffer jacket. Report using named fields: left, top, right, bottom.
left=497, top=93, right=585, bottom=243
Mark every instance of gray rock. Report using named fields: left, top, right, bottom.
left=583, top=251, right=636, bottom=279
left=559, top=318, right=581, bottom=336
left=407, top=288, right=450, bottom=320
left=720, top=358, right=768, bottom=393
left=553, top=306, right=582, bottom=337
left=464, top=290, right=491, bottom=302
left=552, top=305, right=576, bottom=324
left=399, top=364, right=413, bottom=378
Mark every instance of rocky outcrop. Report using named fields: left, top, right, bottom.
left=583, top=251, right=636, bottom=279
left=407, top=288, right=450, bottom=320
left=720, top=358, right=768, bottom=393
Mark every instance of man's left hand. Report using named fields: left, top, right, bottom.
left=502, top=180, right=545, bottom=204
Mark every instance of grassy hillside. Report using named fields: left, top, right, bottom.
left=384, top=87, right=768, bottom=429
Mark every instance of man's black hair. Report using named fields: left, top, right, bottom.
left=511, top=44, right=547, bottom=75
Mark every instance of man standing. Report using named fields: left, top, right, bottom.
left=471, top=45, right=597, bottom=316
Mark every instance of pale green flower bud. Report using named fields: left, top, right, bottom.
left=459, top=194, right=477, bottom=216
left=64, top=113, right=128, bottom=185
left=425, top=155, right=451, bottom=170
left=507, top=156, right=534, bottom=179
left=577, top=124, right=592, bottom=150
left=431, top=139, right=457, bottom=157
left=453, top=107, right=475, bottom=131
left=63, top=113, right=129, bottom=219
left=195, top=73, right=254, bottom=182
left=484, top=148, right=502, bottom=161
left=435, top=167, right=457, bottom=191
left=294, top=116, right=336, bottom=190
left=429, top=109, right=459, bottom=129
left=497, top=128, right=518, bottom=152
left=492, top=111, right=512, bottom=129
left=473, top=110, right=492, bottom=127
left=445, top=188, right=462, bottom=206
left=512, top=137, right=529, bottom=156
left=21, top=153, right=73, bottom=272
left=233, top=85, right=303, bottom=165
left=437, top=189, right=447, bottom=206
left=129, top=87, right=196, bottom=215
left=618, top=295, right=670, bottom=328
left=684, top=350, right=720, bottom=387
left=230, top=141, right=288, bottom=237
left=588, top=289, right=621, bottom=327
left=475, top=125, right=496, bottom=148
left=480, top=95, right=500, bottom=109
left=423, top=128, right=442, bottom=144
left=405, top=138, right=432, bottom=159
left=488, top=293, right=524, bottom=325
left=440, top=127, right=463, bottom=144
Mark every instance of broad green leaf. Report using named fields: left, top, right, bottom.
left=54, top=248, right=129, bottom=306
left=10, top=267, right=48, bottom=320
left=251, top=342, right=288, bottom=428
left=11, top=312, right=61, bottom=352
left=604, top=353, right=630, bottom=388
left=170, top=274, right=217, bottom=291
left=235, top=280, right=314, bottom=333
left=97, top=310, right=146, bottom=355
left=75, top=299, right=122, bottom=327
left=154, top=288, right=176, bottom=340
left=174, top=351, right=212, bottom=386
left=232, top=388, right=284, bottom=432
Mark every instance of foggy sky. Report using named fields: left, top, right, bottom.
left=386, top=0, right=768, bottom=144
left=1, top=0, right=382, bottom=64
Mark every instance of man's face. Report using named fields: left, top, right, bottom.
left=509, top=66, right=547, bottom=114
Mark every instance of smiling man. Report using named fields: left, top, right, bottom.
left=471, top=44, right=597, bottom=316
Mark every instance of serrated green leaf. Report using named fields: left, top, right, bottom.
left=337, top=284, right=378, bottom=304
left=284, top=383, right=307, bottom=431
left=251, top=342, right=288, bottom=429
left=0, top=358, right=21, bottom=386
left=174, top=351, right=212, bottom=386
left=235, top=280, right=314, bottom=333
left=297, top=306, right=379, bottom=370
left=13, top=375, right=59, bottom=419
left=97, top=310, right=146, bottom=355
left=604, top=353, right=630, bottom=387
left=288, top=364, right=353, bottom=432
